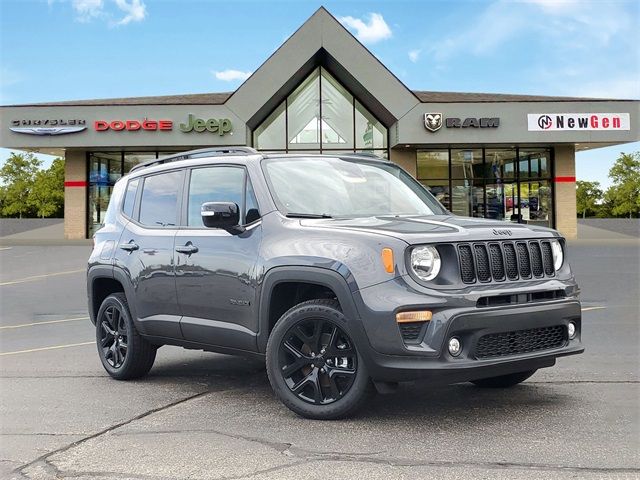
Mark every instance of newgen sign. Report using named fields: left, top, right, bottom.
left=528, top=113, right=631, bottom=131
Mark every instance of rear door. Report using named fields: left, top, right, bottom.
left=114, top=169, right=184, bottom=338
left=175, top=165, right=262, bottom=351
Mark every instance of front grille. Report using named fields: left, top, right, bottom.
left=457, top=240, right=555, bottom=284
left=475, top=325, right=567, bottom=359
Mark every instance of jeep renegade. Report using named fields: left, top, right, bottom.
left=88, top=147, right=583, bottom=419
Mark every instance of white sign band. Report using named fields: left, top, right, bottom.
left=528, top=113, right=630, bottom=131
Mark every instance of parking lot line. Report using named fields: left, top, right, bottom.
left=581, top=306, right=606, bottom=312
left=0, top=316, right=89, bottom=330
left=0, top=268, right=85, bottom=286
left=0, top=341, right=94, bottom=356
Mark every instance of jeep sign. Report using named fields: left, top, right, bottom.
left=527, top=113, right=630, bottom=131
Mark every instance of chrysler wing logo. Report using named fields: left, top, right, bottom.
left=424, top=113, right=443, bottom=132
left=10, top=126, right=87, bottom=136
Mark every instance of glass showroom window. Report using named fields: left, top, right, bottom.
left=417, top=148, right=553, bottom=227
left=253, top=66, right=387, bottom=156
left=88, top=151, right=180, bottom=236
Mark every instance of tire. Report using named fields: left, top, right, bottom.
left=471, top=369, right=537, bottom=388
left=266, top=299, right=375, bottom=419
left=96, top=292, right=157, bottom=380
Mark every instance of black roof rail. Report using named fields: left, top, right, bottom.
left=129, top=147, right=259, bottom=173
left=338, top=152, right=390, bottom=161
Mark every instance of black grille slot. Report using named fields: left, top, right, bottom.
left=529, top=242, right=544, bottom=278
left=488, top=243, right=505, bottom=281
left=474, top=244, right=491, bottom=282
left=475, top=325, right=567, bottom=359
left=458, top=244, right=475, bottom=283
left=516, top=242, right=532, bottom=278
left=540, top=241, right=555, bottom=276
left=503, top=243, right=519, bottom=280
left=399, top=322, right=424, bottom=343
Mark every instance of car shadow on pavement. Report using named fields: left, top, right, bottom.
left=139, top=350, right=576, bottom=424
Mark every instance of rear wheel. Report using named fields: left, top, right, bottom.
left=96, top=293, right=156, bottom=380
left=266, top=299, right=374, bottom=419
left=471, top=369, right=537, bottom=388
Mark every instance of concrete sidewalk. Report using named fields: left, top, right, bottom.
left=0, top=220, right=91, bottom=246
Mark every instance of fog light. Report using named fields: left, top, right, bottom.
left=448, top=337, right=462, bottom=356
left=568, top=322, right=577, bottom=339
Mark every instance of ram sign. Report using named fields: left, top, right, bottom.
left=528, top=113, right=631, bottom=131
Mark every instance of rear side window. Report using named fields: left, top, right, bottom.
left=139, top=171, right=182, bottom=227
left=122, top=178, right=139, bottom=218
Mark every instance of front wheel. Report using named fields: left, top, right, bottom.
left=96, top=293, right=157, bottom=380
left=471, top=369, right=537, bottom=388
left=266, top=299, right=374, bottom=419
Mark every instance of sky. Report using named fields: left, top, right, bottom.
left=1, top=0, right=639, bottom=189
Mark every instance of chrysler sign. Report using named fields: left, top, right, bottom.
left=528, top=113, right=630, bottom=131
left=10, top=119, right=87, bottom=136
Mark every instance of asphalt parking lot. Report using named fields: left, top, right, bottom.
left=1, top=240, right=638, bottom=480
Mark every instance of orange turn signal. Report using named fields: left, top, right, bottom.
left=396, top=311, right=433, bottom=323
left=381, top=248, right=394, bottom=273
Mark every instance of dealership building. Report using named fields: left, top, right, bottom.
left=1, top=8, right=638, bottom=239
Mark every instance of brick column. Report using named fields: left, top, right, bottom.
left=64, top=150, right=87, bottom=239
left=553, top=145, right=577, bottom=239
left=389, top=149, right=417, bottom=177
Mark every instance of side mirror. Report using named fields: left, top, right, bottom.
left=201, top=202, right=244, bottom=233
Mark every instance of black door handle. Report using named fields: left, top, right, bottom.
left=175, top=243, right=199, bottom=255
left=119, top=241, right=139, bottom=252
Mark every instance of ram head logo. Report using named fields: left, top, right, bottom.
left=424, top=113, right=443, bottom=132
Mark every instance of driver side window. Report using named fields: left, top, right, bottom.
left=187, top=166, right=260, bottom=227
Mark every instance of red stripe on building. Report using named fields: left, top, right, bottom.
left=64, top=180, right=88, bottom=187
left=554, top=176, right=576, bottom=183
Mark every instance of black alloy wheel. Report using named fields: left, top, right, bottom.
left=95, top=293, right=157, bottom=380
left=99, top=305, right=128, bottom=369
left=278, top=318, right=358, bottom=405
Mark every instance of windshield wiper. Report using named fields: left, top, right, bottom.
left=285, top=213, right=333, bottom=219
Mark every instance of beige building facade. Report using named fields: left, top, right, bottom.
left=1, top=8, right=638, bottom=240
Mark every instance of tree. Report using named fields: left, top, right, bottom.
left=575, top=181, right=603, bottom=218
left=0, top=152, right=41, bottom=218
left=28, top=158, right=65, bottom=218
left=606, top=152, right=640, bottom=219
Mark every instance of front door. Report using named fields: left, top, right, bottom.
left=175, top=165, right=262, bottom=351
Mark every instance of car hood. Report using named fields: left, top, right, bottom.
left=299, top=215, right=560, bottom=244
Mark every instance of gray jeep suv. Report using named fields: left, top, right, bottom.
left=88, top=147, right=583, bottom=419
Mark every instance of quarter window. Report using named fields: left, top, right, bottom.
left=139, top=171, right=182, bottom=227
left=122, top=178, right=139, bottom=218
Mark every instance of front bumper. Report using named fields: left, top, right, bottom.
left=350, top=277, right=584, bottom=383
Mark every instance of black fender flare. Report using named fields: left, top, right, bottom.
left=256, top=266, right=365, bottom=353
left=87, top=265, right=140, bottom=330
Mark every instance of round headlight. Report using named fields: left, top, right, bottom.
left=550, top=240, right=564, bottom=271
left=410, top=246, right=441, bottom=281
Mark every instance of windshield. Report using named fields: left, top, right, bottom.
left=262, top=156, right=446, bottom=217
